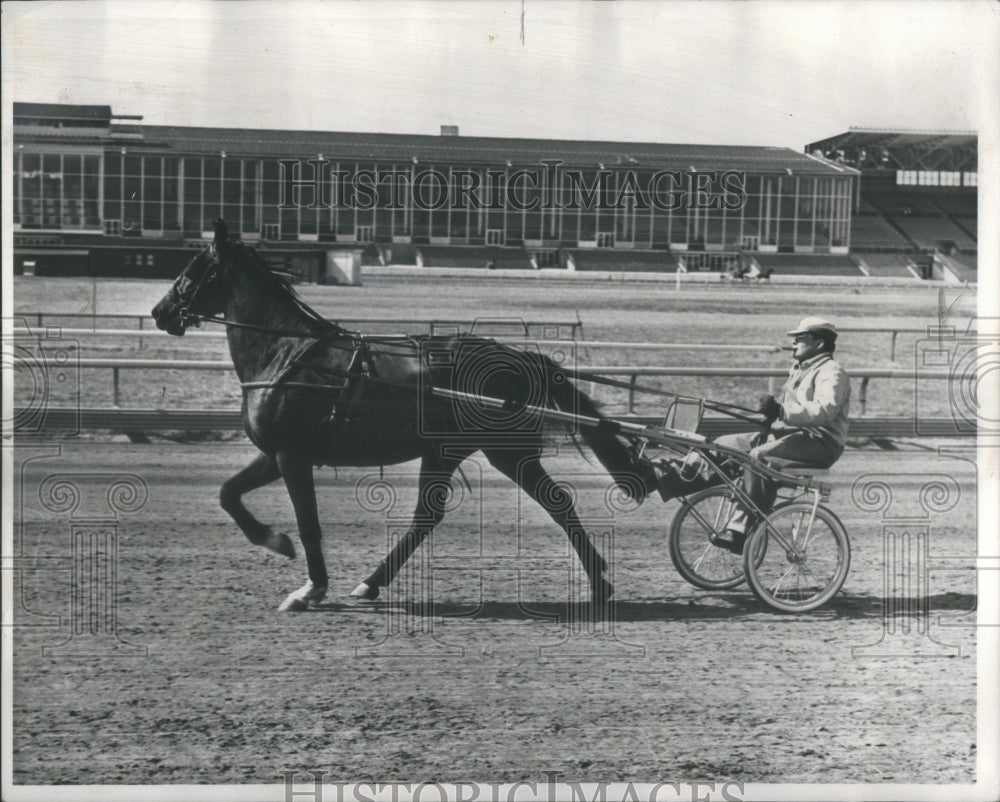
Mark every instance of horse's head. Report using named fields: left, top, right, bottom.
left=152, top=220, right=233, bottom=335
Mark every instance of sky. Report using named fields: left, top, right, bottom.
left=2, top=0, right=998, bottom=150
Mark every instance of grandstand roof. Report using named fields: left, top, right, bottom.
left=140, top=126, right=856, bottom=173
left=14, top=103, right=853, bottom=175
left=806, top=127, right=977, bottom=172
left=13, top=102, right=143, bottom=125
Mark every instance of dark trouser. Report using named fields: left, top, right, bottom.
left=713, top=429, right=842, bottom=533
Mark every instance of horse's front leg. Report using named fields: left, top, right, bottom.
left=275, top=452, right=329, bottom=612
left=350, top=454, right=461, bottom=601
left=219, top=451, right=295, bottom=558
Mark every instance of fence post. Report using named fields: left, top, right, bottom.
left=113, top=368, right=121, bottom=408
left=859, top=376, right=870, bottom=416
left=137, top=316, right=144, bottom=350
left=890, top=330, right=898, bottom=361
left=628, top=375, right=638, bottom=414
left=37, top=312, right=43, bottom=328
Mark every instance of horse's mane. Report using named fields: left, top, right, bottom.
left=227, top=240, right=346, bottom=336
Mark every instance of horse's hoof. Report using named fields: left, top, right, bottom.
left=264, top=529, right=296, bottom=559
left=349, top=582, right=380, bottom=601
left=278, top=581, right=327, bottom=612
left=278, top=596, right=309, bottom=612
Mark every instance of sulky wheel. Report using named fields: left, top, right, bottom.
left=743, top=501, right=850, bottom=612
left=668, top=487, right=765, bottom=590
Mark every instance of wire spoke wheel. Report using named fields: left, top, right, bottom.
left=743, top=501, right=850, bottom=612
left=668, top=487, right=765, bottom=589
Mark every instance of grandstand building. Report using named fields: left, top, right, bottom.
left=807, top=128, right=978, bottom=281
left=12, top=103, right=977, bottom=281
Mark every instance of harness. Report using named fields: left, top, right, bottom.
left=171, top=243, right=768, bottom=433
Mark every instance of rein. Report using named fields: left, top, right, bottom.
left=564, top=367, right=765, bottom=425
left=181, top=311, right=340, bottom=340
left=173, top=244, right=764, bottom=427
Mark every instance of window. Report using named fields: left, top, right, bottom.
left=143, top=156, right=163, bottom=232
left=63, top=155, right=82, bottom=227
left=596, top=231, right=614, bottom=247
left=486, top=228, right=503, bottom=245
left=163, top=158, right=180, bottom=232
left=105, top=219, right=121, bottom=236
left=356, top=225, right=374, bottom=242
left=963, top=172, right=978, bottom=187
left=183, top=158, right=203, bottom=236
left=83, top=156, right=101, bottom=228
left=203, top=157, right=222, bottom=224
left=242, top=160, right=261, bottom=233
left=42, top=154, right=62, bottom=227
left=262, top=223, right=280, bottom=240
left=123, top=156, right=142, bottom=233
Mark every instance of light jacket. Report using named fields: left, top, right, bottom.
left=776, top=352, right=851, bottom=449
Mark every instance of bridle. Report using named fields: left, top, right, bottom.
left=171, top=242, right=346, bottom=339
left=173, top=244, right=223, bottom=329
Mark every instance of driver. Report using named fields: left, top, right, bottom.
left=639, top=316, right=851, bottom=553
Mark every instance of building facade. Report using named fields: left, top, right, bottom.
left=14, top=102, right=858, bottom=269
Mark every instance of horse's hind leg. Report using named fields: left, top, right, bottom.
left=350, top=454, right=462, bottom=601
left=219, top=452, right=295, bottom=558
left=275, top=452, right=329, bottom=611
left=485, top=450, right=614, bottom=605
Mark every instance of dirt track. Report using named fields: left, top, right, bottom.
left=13, top=441, right=977, bottom=785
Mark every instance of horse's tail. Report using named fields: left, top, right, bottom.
left=541, top=356, right=647, bottom=503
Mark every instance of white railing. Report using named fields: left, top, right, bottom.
left=10, top=327, right=784, bottom=354
left=30, top=356, right=951, bottom=414
left=13, top=312, right=975, bottom=360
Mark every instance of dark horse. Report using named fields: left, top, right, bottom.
left=152, top=221, right=644, bottom=611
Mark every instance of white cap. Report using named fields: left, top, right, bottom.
left=786, top=316, right=837, bottom=338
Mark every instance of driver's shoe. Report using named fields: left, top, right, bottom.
left=634, top=458, right=689, bottom=502
left=710, top=528, right=748, bottom=555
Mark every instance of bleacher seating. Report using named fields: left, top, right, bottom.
left=380, top=243, right=419, bottom=264
left=360, top=243, right=383, bottom=266
left=855, top=196, right=879, bottom=215
left=933, top=192, right=977, bottom=217
left=857, top=188, right=978, bottom=252
left=849, top=214, right=912, bottom=250
left=945, top=252, right=977, bottom=282
left=752, top=253, right=862, bottom=276
left=563, top=249, right=679, bottom=272
left=893, top=216, right=976, bottom=251
left=416, top=245, right=535, bottom=270
left=863, top=190, right=939, bottom=216
left=855, top=254, right=919, bottom=278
